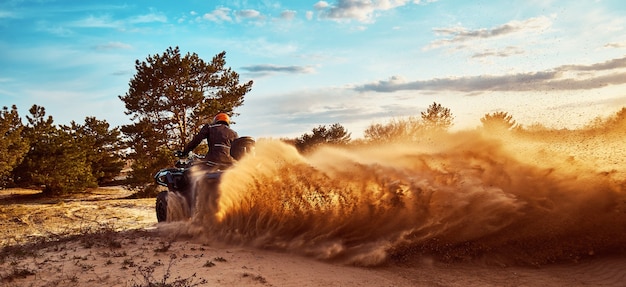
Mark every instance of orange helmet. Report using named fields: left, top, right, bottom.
left=213, top=113, right=231, bottom=125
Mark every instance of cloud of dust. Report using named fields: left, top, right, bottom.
left=167, top=128, right=626, bottom=266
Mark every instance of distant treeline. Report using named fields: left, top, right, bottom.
left=0, top=105, right=124, bottom=194
left=290, top=104, right=626, bottom=153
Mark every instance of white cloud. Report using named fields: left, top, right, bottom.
left=239, top=38, right=300, bottom=57
left=241, top=64, right=316, bottom=75
left=70, top=15, right=121, bottom=28
left=314, top=0, right=415, bottom=22
left=471, top=46, right=525, bottom=59
left=93, top=41, right=132, bottom=50
left=356, top=56, right=626, bottom=93
left=128, top=13, right=167, bottom=24
left=604, top=41, right=626, bottom=49
left=314, top=1, right=330, bottom=10
left=236, top=9, right=262, bottom=20
left=203, top=7, right=232, bottom=23
left=426, top=16, right=553, bottom=50
left=281, top=10, right=297, bottom=21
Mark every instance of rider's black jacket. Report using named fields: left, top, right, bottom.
left=182, top=121, right=238, bottom=166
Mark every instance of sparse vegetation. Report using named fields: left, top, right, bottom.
left=155, top=242, right=172, bottom=253
left=0, top=266, right=36, bottom=283
left=122, top=258, right=137, bottom=269
left=363, top=116, right=422, bottom=143
left=0, top=211, right=164, bottom=285
left=294, top=123, right=352, bottom=153
left=480, top=111, right=519, bottom=132
left=131, top=255, right=208, bottom=287
left=242, top=272, right=268, bottom=284
left=420, top=101, right=454, bottom=132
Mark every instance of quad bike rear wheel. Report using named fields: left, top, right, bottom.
left=156, top=191, right=168, bottom=222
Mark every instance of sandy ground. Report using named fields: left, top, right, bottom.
left=2, top=187, right=626, bottom=287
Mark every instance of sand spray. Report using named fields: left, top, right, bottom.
left=161, top=127, right=626, bottom=266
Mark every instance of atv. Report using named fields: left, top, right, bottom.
left=154, top=136, right=255, bottom=222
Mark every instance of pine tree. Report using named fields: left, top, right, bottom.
left=363, top=116, right=422, bottom=143
left=13, top=105, right=96, bottom=194
left=0, top=105, right=29, bottom=187
left=480, top=111, right=518, bottom=132
left=421, top=102, right=454, bottom=132
left=119, top=47, right=253, bottom=188
left=70, top=117, right=125, bottom=185
left=295, top=123, right=351, bottom=153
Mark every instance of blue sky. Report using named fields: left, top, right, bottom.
left=1, top=0, right=626, bottom=139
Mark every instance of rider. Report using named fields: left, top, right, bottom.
left=179, top=113, right=238, bottom=169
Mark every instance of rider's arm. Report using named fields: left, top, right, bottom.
left=182, top=125, right=210, bottom=155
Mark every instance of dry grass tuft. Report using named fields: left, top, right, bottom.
left=130, top=255, right=208, bottom=287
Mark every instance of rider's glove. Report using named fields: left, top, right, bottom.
left=174, top=150, right=188, bottom=158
